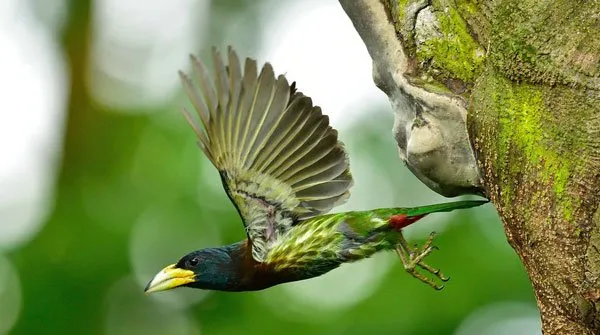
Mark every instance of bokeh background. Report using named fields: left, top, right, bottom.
left=0, top=0, right=540, bottom=334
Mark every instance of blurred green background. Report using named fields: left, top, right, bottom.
left=0, top=0, right=540, bottom=334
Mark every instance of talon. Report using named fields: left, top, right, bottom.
left=395, top=231, right=449, bottom=290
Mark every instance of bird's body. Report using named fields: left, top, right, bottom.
left=176, top=201, right=483, bottom=292
left=144, top=47, right=487, bottom=294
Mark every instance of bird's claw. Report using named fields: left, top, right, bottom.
left=395, top=231, right=449, bottom=290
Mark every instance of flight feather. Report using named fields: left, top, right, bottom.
left=179, top=47, right=353, bottom=262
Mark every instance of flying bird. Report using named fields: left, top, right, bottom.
left=144, top=47, right=487, bottom=294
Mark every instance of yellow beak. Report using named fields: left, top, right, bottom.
left=144, top=264, right=196, bottom=294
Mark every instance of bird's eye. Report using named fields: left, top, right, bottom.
left=188, top=257, right=199, bottom=267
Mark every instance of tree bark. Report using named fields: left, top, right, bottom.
left=340, top=0, right=600, bottom=334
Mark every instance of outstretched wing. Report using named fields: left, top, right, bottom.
left=179, top=47, right=353, bottom=262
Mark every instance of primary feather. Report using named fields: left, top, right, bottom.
left=180, top=47, right=353, bottom=262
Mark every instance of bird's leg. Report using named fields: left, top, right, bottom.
left=395, top=231, right=449, bottom=290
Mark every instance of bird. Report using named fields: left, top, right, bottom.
left=144, top=46, right=487, bottom=294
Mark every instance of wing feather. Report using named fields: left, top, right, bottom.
left=226, top=48, right=242, bottom=158
left=253, top=97, right=314, bottom=172
left=290, top=161, right=349, bottom=190
left=271, top=119, right=331, bottom=179
left=180, top=46, right=353, bottom=262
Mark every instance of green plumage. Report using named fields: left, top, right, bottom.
left=144, top=47, right=488, bottom=294
left=265, top=200, right=486, bottom=278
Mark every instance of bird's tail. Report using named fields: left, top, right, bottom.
left=397, top=199, right=488, bottom=216
left=372, top=199, right=489, bottom=231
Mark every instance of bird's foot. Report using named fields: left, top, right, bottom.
left=395, top=231, right=449, bottom=290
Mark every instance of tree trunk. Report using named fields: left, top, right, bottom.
left=340, top=0, right=600, bottom=334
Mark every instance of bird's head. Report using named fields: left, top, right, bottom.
left=144, top=247, right=236, bottom=294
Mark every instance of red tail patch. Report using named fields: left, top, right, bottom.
left=388, top=214, right=427, bottom=230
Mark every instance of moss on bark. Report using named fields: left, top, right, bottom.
left=415, top=0, right=485, bottom=83
left=471, top=70, right=593, bottom=222
left=382, top=0, right=600, bottom=333
left=489, top=0, right=600, bottom=87
left=469, top=65, right=600, bottom=335
left=386, top=0, right=486, bottom=94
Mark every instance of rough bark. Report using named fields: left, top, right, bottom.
left=340, top=0, right=484, bottom=197
left=340, top=0, right=600, bottom=334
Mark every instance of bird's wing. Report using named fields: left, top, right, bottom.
left=179, top=47, right=353, bottom=262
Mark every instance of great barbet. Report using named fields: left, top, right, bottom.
left=144, top=47, right=487, bottom=294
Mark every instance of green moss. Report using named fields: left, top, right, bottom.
left=477, top=71, right=577, bottom=221
left=407, top=77, right=453, bottom=95
left=455, top=0, right=478, bottom=15
left=489, top=0, right=600, bottom=86
left=415, top=1, right=485, bottom=82
left=390, top=0, right=422, bottom=56
left=397, top=0, right=408, bottom=24
left=499, top=89, right=570, bottom=201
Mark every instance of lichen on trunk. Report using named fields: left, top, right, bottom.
left=342, top=0, right=600, bottom=333
left=471, top=67, right=600, bottom=334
